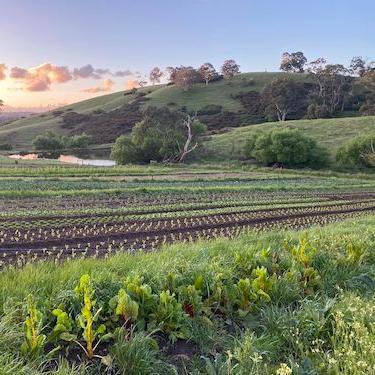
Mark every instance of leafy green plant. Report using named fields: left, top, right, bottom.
left=74, top=274, right=108, bottom=359
left=149, top=290, right=188, bottom=342
left=113, top=289, right=139, bottom=322
left=122, top=276, right=157, bottom=329
left=20, top=294, right=46, bottom=359
left=251, top=266, right=275, bottom=302
left=51, top=309, right=76, bottom=342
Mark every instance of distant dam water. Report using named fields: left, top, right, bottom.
left=9, top=154, right=116, bottom=167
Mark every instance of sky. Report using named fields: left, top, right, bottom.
left=0, top=0, right=374, bottom=109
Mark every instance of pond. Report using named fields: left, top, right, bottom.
left=9, top=154, right=116, bottom=166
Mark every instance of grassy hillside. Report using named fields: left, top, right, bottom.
left=204, top=116, right=375, bottom=161
left=0, top=72, right=300, bottom=151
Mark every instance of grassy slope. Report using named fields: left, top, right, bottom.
left=0, top=72, right=295, bottom=150
left=204, top=116, right=375, bottom=161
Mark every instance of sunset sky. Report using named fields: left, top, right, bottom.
left=0, top=0, right=374, bottom=109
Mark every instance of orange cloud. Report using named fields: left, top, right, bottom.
left=10, top=63, right=72, bottom=91
left=83, top=78, right=114, bottom=93
left=126, top=79, right=140, bottom=89
left=0, top=64, right=7, bottom=80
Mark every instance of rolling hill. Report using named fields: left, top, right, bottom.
left=0, top=72, right=305, bottom=151
left=0, top=71, right=371, bottom=163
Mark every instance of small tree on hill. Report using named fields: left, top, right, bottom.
left=198, top=63, right=218, bottom=85
left=221, top=59, right=240, bottom=79
left=174, top=66, right=201, bottom=91
left=149, top=67, right=163, bottom=85
left=262, top=77, right=308, bottom=121
left=280, top=52, right=307, bottom=73
left=0, top=99, right=3, bottom=112
left=360, top=70, right=375, bottom=115
left=307, top=59, right=352, bottom=116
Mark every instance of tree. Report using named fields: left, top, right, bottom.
left=0, top=99, right=3, bottom=112
left=349, top=56, right=367, bottom=77
left=307, top=59, right=352, bottom=115
left=110, top=135, right=141, bottom=164
left=244, top=129, right=329, bottom=168
left=178, top=113, right=206, bottom=162
left=149, top=67, right=163, bottom=85
left=360, top=70, right=375, bottom=115
left=33, top=132, right=92, bottom=158
left=280, top=52, right=307, bottom=73
left=173, top=66, right=201, bottom=91
left=111, top=107, right=205, bottom=164
left=221, top=59, right=240, bottom=79
left=262, top=77, right=308, bottom=121
left=198, top=63, right=218, bottom=85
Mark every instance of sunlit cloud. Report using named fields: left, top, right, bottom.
left=0, top=64, right=7, bottom=80
left=125, top=79, right=141, bottom=89
left=10, top=63, right=72, bottom=91
left=83, top=78, right=114, bottom=93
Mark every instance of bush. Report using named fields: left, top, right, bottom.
left=244, top=129, right=329, bottom=168
left=336, top=134, right=375, bottom=167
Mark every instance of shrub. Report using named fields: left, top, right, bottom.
left=244, top=129, right=329, bottom=168
left=336, top=134, right=375, bottom=167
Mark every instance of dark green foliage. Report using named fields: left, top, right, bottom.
left=360, top=71, right=375, bottom=115
left=131, top=107, right=186, bottom=162
left=0, top=143, right=12, bottom=151
left=111, top=106, right=205, bottom=164
left=33, top=132, right=92, bottom=158
left=306, top=103, right=331, bottom=119
left=262, top=78, right=309, bottom=121
left=336, top=134, right=375, bottom=167
left=244, top=129, right=329, bottom=168
left=110, top=135, right=141, bottom=164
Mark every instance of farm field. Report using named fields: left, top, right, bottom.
left=0, top=165, right=374, bottom=268
left=0, top=164, right=374, bottom=374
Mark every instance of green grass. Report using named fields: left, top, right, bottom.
left=204, top=116, right=375, bottom=161
left=0, top=217, right=374, bottom=374
left=147, top=72, right=292, bottom=112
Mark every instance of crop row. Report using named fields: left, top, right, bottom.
left=1, top=199, right=374, bottom=243
left=0, top=198, right=368, bottom=232
left=0, top=205, right=372, bottom=269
